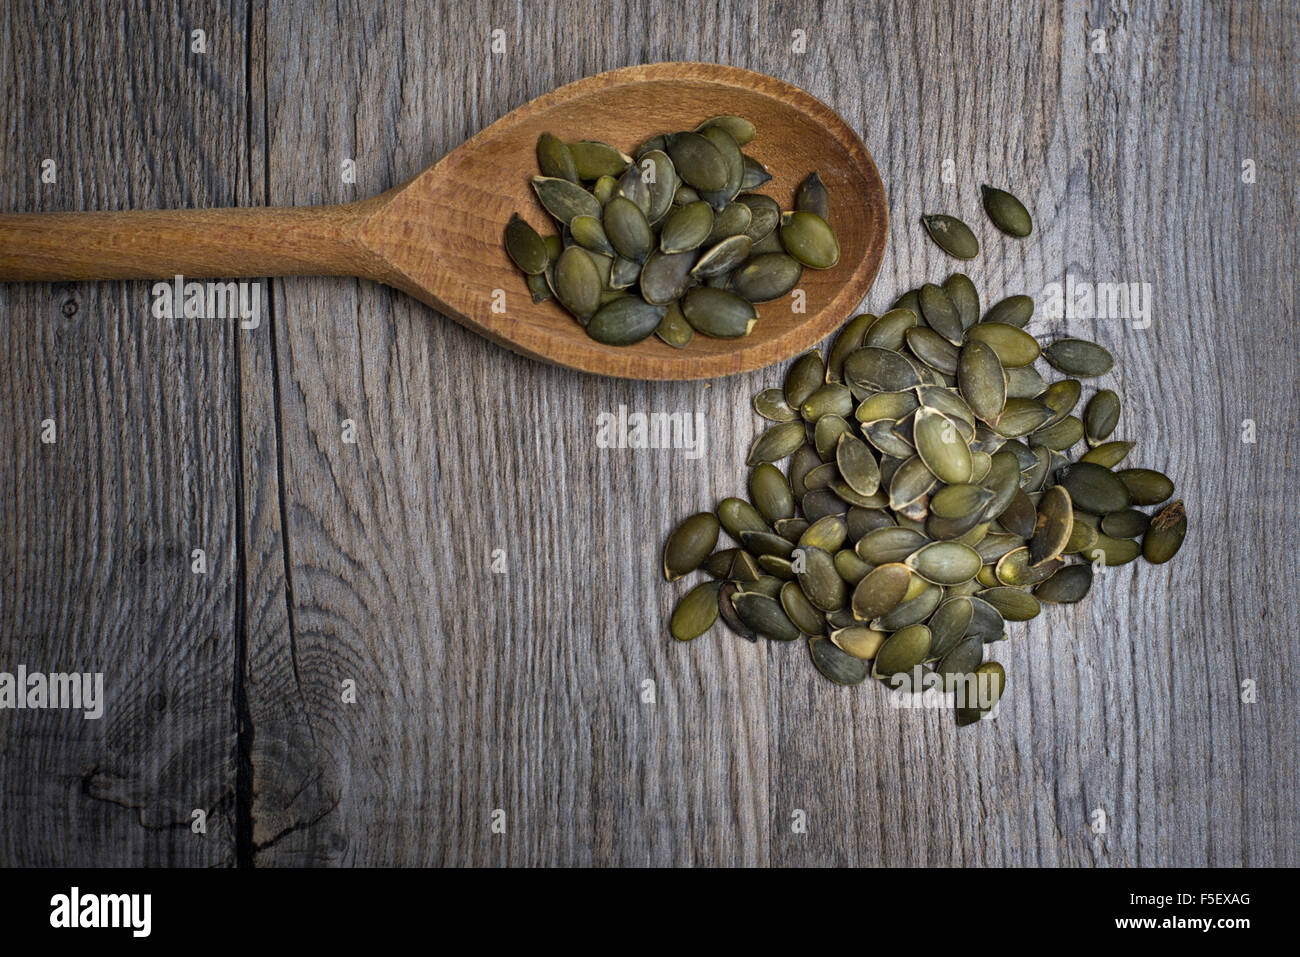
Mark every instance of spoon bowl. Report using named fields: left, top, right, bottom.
left=0, top=62, right=887, bottom=380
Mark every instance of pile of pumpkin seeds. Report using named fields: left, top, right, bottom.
left=503, top=116, right=839, bottom=347
left=662, top=186, right=1186, bottom=726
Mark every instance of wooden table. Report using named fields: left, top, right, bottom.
left=1, top=0, right=1296, bottom=867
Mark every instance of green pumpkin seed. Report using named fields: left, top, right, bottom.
left=830, top=624, right=887, bottom=660
left=813, top=415, right=853, bottom=462
left=873, top=624, right=932, bottom=677
left=742, top=530, right=795, bottom=559
left=1081, top=440, right=1134, bottom=468
left=716, top=582, right=757, bottom=641
left=995, top=398, right=1054, bottom=438
left=914, top=408, right=972, bottom=484
left=535, top=133, right=578, bottom=182
left=801, top=383, right=853, bottom=423
left=965, top=597, right=1007, bottom=642
left=850, top=563, right=911, bottom=621
left=995, top=546, right=1062, bottom=586
left=659, top=200, right=715, bottom=254
left=591, top=175, right=617, bottom=205
left=796, top=546, right=847, bottom=612
left=905, top=541, right=981, bottom=585
left=955, top=661, right=1005, bottom=725
left=705, top=201, right=753, bottom=245
left=697, top=115, right=755, bottom=145
left=976, top=586, right=1041, bottom=621
left=966, top=322, right=1041, bottom=367
left=753, top=388, right=798, bottom=423
left=888, top=455, right=936, bottom=510
left=855, top=526, right=927, bottom=565
left=1033, top=564, right=1093, bottom=603
left=504, top=213, right=548, bottom=274
left=740, top=155, right=772, bottom=189
left=1142, top=499, right=1186, bottom=564
left=639, top=249, right=696, bottom=304
left=1084, top=389, right=1121, bottom=445
left=569, top=214, right=615, bottom=257
left=567, top=140, right=632, bottom=179
left=586, top=297, right=665, bottom=345
left=718, top=497, right=768, bottom=541
left=747, top=420, right=807, bottom=466
left=1042, top=338, right=1114, bottom=377
left=921, top=213, right=979, bottom=259
left=697, top=126, right=745, bottom=208
left=928, top=596, right=975, bottom=659
left=1057, top=462, right=1131, bottom=514
left=835, top=433, right=881, bottom=497
left=602, top=196, right=653, bottom=262
left=844, top=347, right=923, bottom=394
left=1028, top=486, right=1074, bottom=566
left=736, top=193, right=780, bottom=242
left=781, top=581, right=827, bottom=635
left=944, top=272, right=981, bottom=329
left=794, top=171, right=830, bottom=220
left=1116, top=468, right=1174, bottom=506
left=552, top=246, right=602, bottom=319
left=681, top=287, right=757, bottom=339
left=1063, top=513, right=1100, bottom=554
left=919, top=283, right=964, bottom=344
left=526, top=271, right=551, bottom=303
left=957, top=340, right=1007, bottom=426
left=936, top=637, right=985, bottom=691
left=1032, top=414, right=1084, bottom=451
left=983, top=294, right=1034, bottom=327
left=637, top=149, right=677, bottom=224
left=732, top=591, right=801, bottom=641
left=663, top=512, right=721, bottom=581
left=834, top=548, right=873, bottom=585
left=532, top=175, right=602, bottom=224
left=749, top=463, right=796, bottom=523
left=1086, top=532, right=1142, bottom=566
left=864, top=307, right=918, bottom=350
left=665, top=132, right=729, bottom=191
left=691, top=234, right=753, bottom=278
left=980, top=185, right=1033, bottom=237
left=785, top=351, right=825, bottom=407
left=670, top=580, right=723, bottom=641
left=1100, top=508, right=1150, bottom=539
left=780, top=211, right=840, bottom=269
left=799, top=514, right=848, bottom=552
left=731, top=253, right=803, bottom=302
left=1005, top=365, right=1048, bottom=398
left=810, top=637, right=869, bottom=684
left=931, top=484, right=995, bottom=521
left=702, top=548, right=740, bottom=579
left=654, top=301, right=693, bottom=348
left=873, top=580, right=943, bottom=631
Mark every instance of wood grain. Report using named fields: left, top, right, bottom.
left=2, top=0, right=1297, bottom=867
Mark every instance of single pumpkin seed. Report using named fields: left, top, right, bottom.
left=746, top=420, right=807, bottom=466
left=905, top=541, right=982, bottom=585
left=873, top=624, right=933, bottom=677
left=919, top=283, right=964, bottom=344
left=697, top=115, right=755, bottom=145
left=704, top=201, right=753, bottom=245
left=914, top=408, right=973, bottom=485
left=1005, top=365, right=1048, bottom=398
left=1042, top=338, right=1114, bottom=377
left=670, top=580, right=723, bottom=641
left=780, top=211, right=840, bottom=269
left=749, top=463, right=796, bottom=523
left=1084, top=389, right=1121, bottom=445
left=753, top=388, right=799, bottom=422
left=982, top=294, right=1034, bottom=327
left=802, top=383, right=853, bottom=422
left=955, top=661, right=1005, bottom=725
left=957, top=339, right=1007, bottom=426
left=1116, top=468, right=1174, bottom=506
left=1142, top=499, right=1187, bottom=564
left=586, top=297, right=665, bottom=345
left=836, top=433, right=881, bottom=497
left=1033, top=564, right=1093, bottom=603
left=1057, top=462, right=1131, bottom=514
left=781, top=581, right=827, bottom=635
left=602, top=196, right=653, bottom=262
left=569, top=214, right=616, bottom=257
left=1100, top=508, right=1150, bottom=539
left=1086, top=532, right=1142, bottom=566
left=850, top=562, right=912, bottom=621
left=681, top=287, right=757, bottom=339
left=830, top=624, right=887, bottom=660
left=697, top=126, right=745, bottom=208
left=638, top=149, right=677, bottom=224
left=809, top=637, right=869, bottom=684
left=659, top=200, right=715, bottom=253
left=535, top=132, right=578, bottom=182
left=639, top=249, right=696, bottom=305
left=717, top=497, right=768, bottom=541
left=936, top=636, right=985, bottom=691
left=796, top=546, right=847, bottom=612
left=976, top=586, right=1041, bottom=621
left=1028, top=486, right=1074, bottom=565
left=691, top=234, right=753, bottom=278
left=504, top=213, right=549, bottom=274
left=863, top=307, right=917, bottom=350
left=740, top=155, right=772, bottom=189
left=663, top=511, right=721, bottom=581
left=1081, top=440, right=1135, bottom=468
left=785, top=351, right=826, bottom=407
left=567, top=140, right=631, bottom=179
left=532, top=175, right=602, bottom=224
left=794, top=171, right=830, bottom=220
left=995, top=546, right=1063, bottom=586
left=731, top=253, right=803, bottom=302
left=665, top=131, right=729, bottom=191
left=944, top=272, right=981, bottom=328
left=981, top=185, right=1033, bottom=237
left=921, top=213, right=979, bottom=259
left=799, top=514, right=848, bottom=553
left=732, top=591, right=801, bottom=641
left=927, top=596, right=975, bottom=659
left=552, top=246, right=602, bottom=319
left=654, top=303, right=693, bottom=348
left=966, top=322, right=1041, bottom=367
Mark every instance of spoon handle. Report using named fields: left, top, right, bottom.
left=0, top=200, right=387, bottom=282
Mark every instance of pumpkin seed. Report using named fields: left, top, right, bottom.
left=864, top=308, right=918, bottom=351
left=995, top=547, right=1063, bottom=586
left=1081, top=440, right=1134, bottom=468
left=740, top=155, right=772, bottom=189
left=927, top=596, right=975, bottom=659
left=639, top=249, right=696, bottom=305
left=586, top=296, right=664, bottom=345
left=665, top=132, right=729, bottom=191
left=794, top=171, right=830, bottom=220
left=873, top=624, right=932, bottom=676
left=796, top=546, right=847, bottom=612
left=850, top=562, right=911, bottom=621
left=1043, top=338, right=1114, bottom=377
left=957, top=340, right=1007, bottom=426
left=1142, top=499, right=1187, bottom=564
left=914, top=408, right=972, bottom=484
left=980, top=185, right=1033, bottom=237
left=966, top=322, right=1041, bottom=367
left=936, top=637, right=985, bottom=691
left=921, top=213, right=979, bottom=259
left=810, top=637, right=869, bottom=684
left=1084, top=389, right=1121, bottom=445
left=905, top=541, right=982, bottom=585
left=1087, top=533, right=1142, bottom=566
left=919, top=283, right=964, bottom=344
left=504, top=214, right=548, bottom=274
left=976, top=586, right=1041, bottom=621
left=552, top=246, right=602, bottom=319
left=1057, top=462, right=1131, bottom=514
left=982, top=294, right=1034, bottom=327
left=682, top=287, right=757, bottom=339
left=1004, top=365, right=1048, bottom=398
left=830, top=625, right=887, bottom=660
left=697, top=115, right=755, bottom=145
left=532, top=175, right=602, bottom=224
left=747, top=420, right=807, bottom=466
left=731, top=253, right=803, bottom=302
left=704, top=201, right=753, bottom=245
left=1032, top=564, right=1093, bottom=603
left=718, top=497, right=768, bottom=542
left=836, top=433, right=881, bottom=496
left=780, top=211, right=840, bottom=269
left=663, top=512, right=721, bottom=581
left=659, top=201, right=715, bottom=254
left=955, top=662, right=1005, bottom=725
left=567, top=140, right=631, bottom=179
left=535, top=133, right=578, bottom=182
left=753, top=388, right=798, bottom=422
left=799, top=514, right=848, bottom=552
left=1116, top=468, right=1174, bottom=506
left=697, top=126, right=745, bottom=208
left=732, top=591, right=801, bottom=641
left=671, top=581, right=723, bottom=641
left=691, top=234, right=753, bottom=278
left=602, top=196, right=653, bottom=262
left=785, top=351, right=826, bottom=407
left=781, top=581, right=827, bottom=635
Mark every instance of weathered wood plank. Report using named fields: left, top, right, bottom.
left=0, top=1, right=248, bottom=865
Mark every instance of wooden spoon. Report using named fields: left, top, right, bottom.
left=0, top=62, right=886, bottom=380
